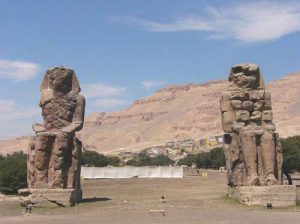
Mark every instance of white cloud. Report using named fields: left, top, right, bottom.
left=141, top=80, right=166, bottom=90
left=0, top=99, right=40, bottom=138
left=0, top=60, right=40, bottom=80
left=82, top=83, right=127, bottom=98
left=0, top=99, right=39, bottom=122
left=94, top=98, right=128, bottom=110
left=0, top=99, right=15, bottom=112
left=119, top=1, right=300, bottom=43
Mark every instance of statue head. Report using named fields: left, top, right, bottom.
left=40, top=67, right=81, bottom=94
left=228, top=64, right=265, bottom=90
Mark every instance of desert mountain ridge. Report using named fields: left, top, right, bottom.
left=1, top=72, right=300, bottom=155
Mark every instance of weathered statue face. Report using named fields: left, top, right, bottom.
left=231, top=72, right=257, bottom=89
left=229, top=64, right=259, bottom=90
left=49, top=69, right=72, bottom=93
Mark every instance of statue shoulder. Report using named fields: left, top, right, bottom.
left=40, top=89, right=53, bottom=106
left=77, top=94, right=85, bottom=102
left=76, top=94, right=86, bottom=107
left=220, top=91, right=233, bottom=101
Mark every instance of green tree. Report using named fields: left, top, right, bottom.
left=209, top=147, right=226, bottom=169
left=150, top=154, right=174, bottom=166
left=195, top=152, right=211, bottom=169
left=82, top=150, right=121, bottom=167
left=137, top=151, right=152, bottom=166
left=177, top=154, right=197, bottom=166
left=0, top=152, right=27, bottom=194
left=281, top=136, right=300, bottom=184
left=125, top=153, right=174, bottom=166
left=82, top=150, right=108, bottom=167
left=177, top=147, right=225, bottom=169
left=106, top=156, right=121, bottom=167
left=125, top=159, right=139, bottom=166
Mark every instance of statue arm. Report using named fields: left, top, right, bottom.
left=220, top=92, right=235, bottom=133
left=32, top=89, right=54, bottom=133
left=61, top=94, right=85, bottom=134
left=39, top=89, right=53, bottom=107
left=262, top=90, right=276, bottom=131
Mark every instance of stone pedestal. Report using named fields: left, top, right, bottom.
left=18, top=188, right=82, bottom=207
left=229, top=185, right=297, bottom=207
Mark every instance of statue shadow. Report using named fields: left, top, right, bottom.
left=81, top=197, right=111, bottom=203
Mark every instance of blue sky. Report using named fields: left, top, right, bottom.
left=0, top=0, right=300, bottom=138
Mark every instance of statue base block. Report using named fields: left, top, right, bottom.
left=229, top=185, right=297, bottom=207
left=18, top=188, right=82, bottom=207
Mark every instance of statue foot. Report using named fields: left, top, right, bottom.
left=266, top=174, right=277, bottom=186
left=248, top=175, right=260, bottom=186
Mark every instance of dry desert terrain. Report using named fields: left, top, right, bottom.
left=0, top=170, right=299, bottom=224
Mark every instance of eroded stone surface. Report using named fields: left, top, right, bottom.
left=20, top=67, right=85, bottom=206
left=18, top=188, right=82, bottom=207
left=221, top=64, right=283, bottom=187
left=231, top=185, right=296, bottom=207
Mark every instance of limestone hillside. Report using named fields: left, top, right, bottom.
left=1, top=72, right=300, bottom=155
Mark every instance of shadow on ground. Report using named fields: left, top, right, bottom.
left=81, top=197, right=111, bottom=203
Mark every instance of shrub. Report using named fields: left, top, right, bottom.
left=0, top=152, right=27, bottom=194
left=281, top=136, right=300, bottom=184
left=177, top=147, right=225, bottom=169
left=150, top=154, right=174, bottom=166
left=177, top=154, right=197, bottom=166
left=82, top=150, right=121, bottom=167
left=125, top=152, right=174, bottom=166
left=209, top=147, right=225, bottom=169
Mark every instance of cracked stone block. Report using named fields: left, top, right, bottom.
left=250, top=111, right=262, bottom=121
left=262, top=110, right=273, bottom=121
left=242, top=101, right=254, bottom=111
left=264, top=91, right=271, bottom=100
left=229, top=185, right=297, bottom=207
left=249, top=90, right=265, bottom=100
left=263, top=99, right=272, bottom=110
left=235, top=110, right=250, bottom=122
left=18, top=188, right=82, bottom=207
left=230, top=91, right=247, bottom=100
left=231, top=100, right=242, bottom=110
left=254, top=100, right=264, bottom=111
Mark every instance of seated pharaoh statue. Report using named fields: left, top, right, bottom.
left=220, top=64, right=283, bottom=187
left=27, top=67, right=85, bottom=190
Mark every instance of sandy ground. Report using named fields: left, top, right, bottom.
left=0, top=170, right=299, bottom=224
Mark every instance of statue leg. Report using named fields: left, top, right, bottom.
left=274, top=133, right=283, bottom=184
left=240, top=130, right=259, bottom=186
left=50, top=134, right=69, bottom=188
left=27, top=137, right=36, bottom=188
left=260, top=130, right=277, bottom=185
left=223, top=134, right=233, bottom=186
left=34, top=135, right=52, bottom=188
left=66, top=138, right=76, bottom=189
left=67, top=138, right=82, bottom=189
left=226, top=133, right=245, bottom=186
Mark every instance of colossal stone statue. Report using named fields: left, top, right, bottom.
left=220, top=64, right=283, bottom=187
left=19, top=67, right=85, bottom=206
left=30, top=67, right=85, bottom=189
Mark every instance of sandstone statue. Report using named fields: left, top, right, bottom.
left=220, top=64, right=283, bottom=187
left=27, top=67, right=85, bottom=190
